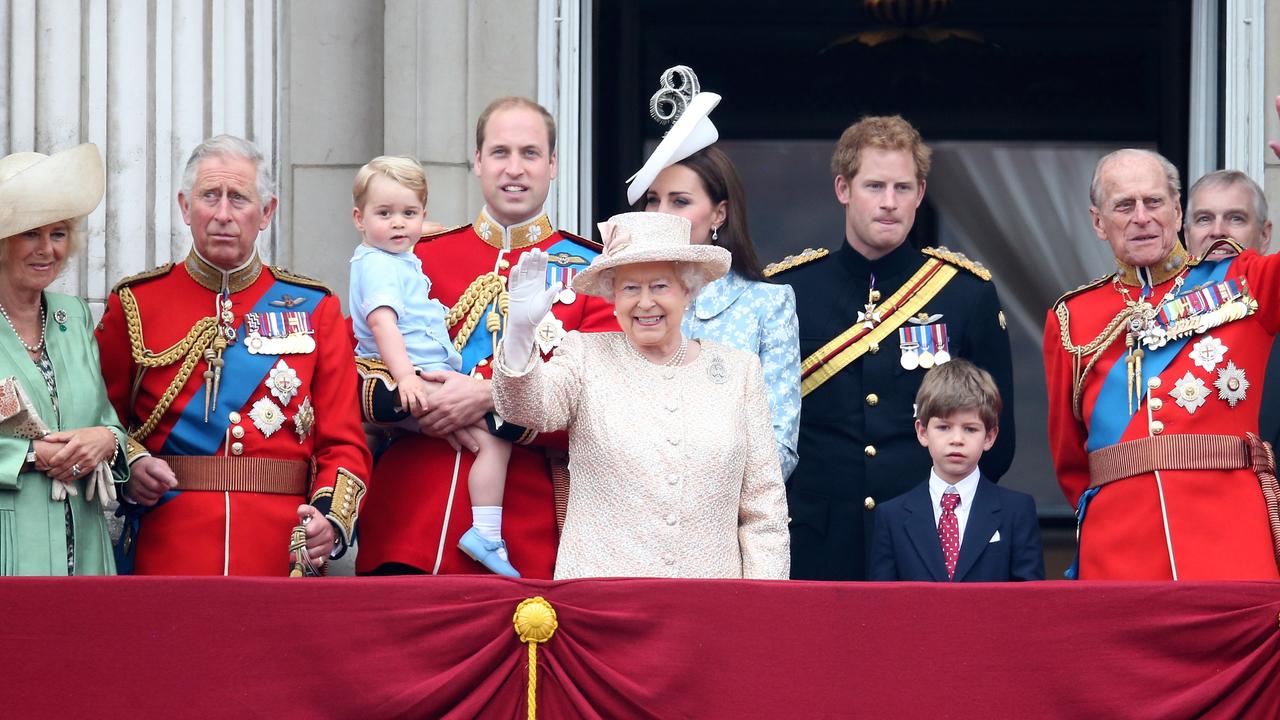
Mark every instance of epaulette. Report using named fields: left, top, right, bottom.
left=268, top=266, right=333, bottom=295
left=1051, top=274, right=1112, bottom=309
left=922, top=246, right=991, bottom=281
left=763, top=247, right=829, bottom=278
left=111, top=263, right=174, bottom=294
left=414, top=223, right=470, bottom=245
left=558, top=229, right=604, bottom=252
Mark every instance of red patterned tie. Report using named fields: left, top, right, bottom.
left=939, top=492, right=961, bottom=580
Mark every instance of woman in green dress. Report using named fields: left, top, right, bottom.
left=0, top=143, right=128, bottom=575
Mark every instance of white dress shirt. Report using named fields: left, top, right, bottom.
left=929, top=467, right=980, bottom=542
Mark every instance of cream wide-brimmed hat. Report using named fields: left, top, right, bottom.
left=0, top=143, right=105, bottom=240
left=572, top=211, right=731, bottom=298
left=625, top=66, right=721, bottom=206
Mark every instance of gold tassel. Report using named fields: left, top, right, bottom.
left=513, top=597, right=558, bottom=719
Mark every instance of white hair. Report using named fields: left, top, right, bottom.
left=1089, top=148, right=1181, bottom=208
left=596, top=261, right=708, bottom=303
left=180, top=134, right=275, bottom=206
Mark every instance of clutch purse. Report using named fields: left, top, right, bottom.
left=0, top=376, right=52, bottom=439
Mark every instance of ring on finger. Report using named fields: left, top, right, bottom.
left=71, top=463, right=82, bottom=475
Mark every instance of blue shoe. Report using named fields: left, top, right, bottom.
left=458, top=528, right=521, bottom=577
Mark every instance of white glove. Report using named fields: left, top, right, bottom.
left=51, top=478, right=78, bottom=502
left=84, top=461, right=117, bottom=508
left=502, top=249, right=562, bottom=368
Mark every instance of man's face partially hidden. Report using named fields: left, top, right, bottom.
left=1185, top=182, right=1272, bottom=260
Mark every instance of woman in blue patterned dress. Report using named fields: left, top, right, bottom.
left=634, top=145, right=801, bottom=478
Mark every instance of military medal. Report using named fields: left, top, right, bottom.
left=292, top=395, right=315, bottom=442
left=534, top=312, right=566, bottom=355
left=897, top=327, right=920, bottom=370
left=248, top=396, right=286, bottom=437
left=266, top=359, right=302, bottom=406
left=931, top=324, right=951, bottom=365
left=1189, top=336, right=1227, bottom=372
left=1170, top=371, right=1210, bottom=414
left=245, top=311, right=315, bottom=355
left=858, top=280, right=883, bottom=331
left=1214, top=361, right=1249, bottom=407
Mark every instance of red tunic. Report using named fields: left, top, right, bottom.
left=96, top=252, right=372, bottom=575
left=1044, top=248, right=1280, bottom=580
left=355, top=211, right=616, bottom=577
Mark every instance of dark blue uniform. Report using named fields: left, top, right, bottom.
left=772, top=240, right=1016, bottom=581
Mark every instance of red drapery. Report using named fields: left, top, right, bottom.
left=1, top=578, right=1277, bottom=719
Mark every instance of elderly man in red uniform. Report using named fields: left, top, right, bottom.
left=355, top=97, right=615, bottom=577
left=1044, top=148, right=1280, bottom=580
left=97, top=135, right=371, bottom=575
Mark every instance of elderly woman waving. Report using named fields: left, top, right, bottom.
left=0, top=144, right=128, bottom=575
left=492, top=211, right=789, bottom=579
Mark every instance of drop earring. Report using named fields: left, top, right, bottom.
left=711, top=226, right=719, bottom=242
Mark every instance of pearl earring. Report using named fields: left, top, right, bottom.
left=711, top=227, right=719, bottom=242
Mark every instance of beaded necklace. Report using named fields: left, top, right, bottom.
left=624, top=334, right=688, bottom=367
left=0, top=300, right=46, bottom=355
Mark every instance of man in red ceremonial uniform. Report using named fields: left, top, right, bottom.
left=355, top=98, right=616, bottom=577
left=96, top=135, right=371, bottom=575
left=1044, top=148, right=1280, bottom=580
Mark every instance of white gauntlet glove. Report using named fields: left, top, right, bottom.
left=502, top=249, right=562, bottom=369
left=84, top=461, right=117, bottom=508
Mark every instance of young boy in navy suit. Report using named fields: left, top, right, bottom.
left=869, top=359, right=1044, bottom=582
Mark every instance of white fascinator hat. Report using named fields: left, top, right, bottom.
left=625, top=66, right=721, bottom=206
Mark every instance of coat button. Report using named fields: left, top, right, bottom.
left=228, top=411, right=241, bottom=424
left=868, top=342, right=879, bottom=354
left=663, top=554, right=675, bottom=565
left=498, top=258, right=511, bottom=270
left=1149, top=398, right=1163, bottom=411
left=231, top=442, right=244, bottom=456
left=865, top=393, right=879, bottom=407
left=864, top=497, right=876, bottom=510
left=1147, top=377, right=1162, bottom=390
left=477, top=358, right=489, bottom=367
left=1150, top=420, right=1164, bottom=435
left=864, top=445, right=876, bottom=457
left=231, top=425, right=244, bottom=439
left=665, top=514, right=677, bottom=526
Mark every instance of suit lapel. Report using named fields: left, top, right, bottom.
left=954, top=477, right=1002, bottom=581
left=903, top=484, right=949, bottom=582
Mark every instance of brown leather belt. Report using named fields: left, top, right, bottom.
left=1087, top=435, right=1251, bottom=489
left=158, top=455, right=310, bottom=495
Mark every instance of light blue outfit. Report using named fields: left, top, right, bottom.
left=350, top=243, right=461, bottom=372
left=682, top=270, right=800, bottom=478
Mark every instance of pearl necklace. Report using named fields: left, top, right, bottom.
left=624, top=335, right=688, bottom=367
left=0, top=300, right=45, bottom=354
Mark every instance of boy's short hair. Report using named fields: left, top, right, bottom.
left=830, top=114, right=931, bottom=184
left=915, top=359, right=1001, bottom=430
left=353, top=156, right=428, bottom=207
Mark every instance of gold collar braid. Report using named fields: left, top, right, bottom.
left=184, top=249, right=263, bottom=293
left=1114, top=243, right=1189, bottom=287
left=472, top=208, right=554, bottom=251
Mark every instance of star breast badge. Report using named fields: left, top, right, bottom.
left=1171, top=371, right=1210, bottom=414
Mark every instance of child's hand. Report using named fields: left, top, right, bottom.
left=395, top=374, right=432, bottom=416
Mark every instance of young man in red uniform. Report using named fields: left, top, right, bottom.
left=355, top=98, right=616, bottom=577
left=96, top=135, right=371, bottom=575
left=1044, top=148, right=1280, bottom=580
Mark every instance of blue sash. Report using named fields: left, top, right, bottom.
left=160, top=281, right=325, bottom=455
left=1085, top=260, right=1229, bottom=452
